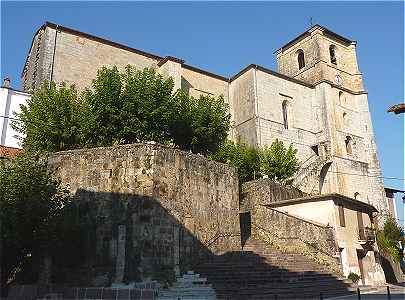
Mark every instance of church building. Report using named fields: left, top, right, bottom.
left=21, top=22, right=391, bottom=285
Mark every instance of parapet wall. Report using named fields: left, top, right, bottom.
left=240, top=178, right=306, bottom=211
left=48, top=143, right=240, bottom=285
left=241, top=178, right=341, bottom=274
left=253, top=206, right=337, bottom=256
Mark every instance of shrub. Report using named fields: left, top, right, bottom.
left=347, top=272, right=361, bottom=284
left=376, top=217, right=405, bottom=262
left=259, top=139, right=299, bottom=184
left=209, top=140, right=260, bottom=182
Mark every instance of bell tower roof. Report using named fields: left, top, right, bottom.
left=274, top=24, right=363, bottom=92
left=275, top=24, right=356, bottom=55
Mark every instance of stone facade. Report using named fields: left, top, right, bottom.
left=240, top=178, right=306, bottom=212
left=22, top=22, right=387, bottom=217
left=47, top=143, right=240, bottom=285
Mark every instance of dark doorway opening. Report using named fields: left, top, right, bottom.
left=239, top=212, right=251, bottom=249
left=357, top=249, right=366, bottom=285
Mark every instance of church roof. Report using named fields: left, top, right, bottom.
left=275, top=24, right=356, bottom=54
left=22, top=22, right=362, bottom=93
left=0, top=145, right=22, bottom=158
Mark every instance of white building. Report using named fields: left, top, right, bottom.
left=0, top=78, right=30, bottom=149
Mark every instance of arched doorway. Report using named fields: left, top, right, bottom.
left=319, top=162, right=332, bottom=194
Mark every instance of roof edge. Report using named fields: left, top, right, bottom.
left=267, top=193, right=378, bottom=212
left=230, top=64, right=315, bottom=89
left=275, top=24, right=356, bottom=54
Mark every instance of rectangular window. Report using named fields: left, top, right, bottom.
left=338, top=204, right=345, bottom=227
left=357, top=211, right=365, bottom=240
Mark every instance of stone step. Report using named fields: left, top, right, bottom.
left=194, top=237, right=352, bottom=299
left=195, top=266, right=330, bottom=274
left=200, top=275, right=344, bottom=284
left=215, top=287, right=354, bottom=300
left=205, top=279, right=351, bottom=290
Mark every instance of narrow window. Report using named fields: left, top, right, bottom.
left=342, top=112, right=347, bottom=126
left=339, top=91, right=345, bottom=105
left=338, top=204, right=346, bottom=227
left=282, top=101, right=289, bottom=129
left=329, top=45, right=337, bottom=65
left=345, top=136, right=353, bottom=155
left=357, top=211, right=365, bottom=240
left=297, top=50, right=305, bottom=69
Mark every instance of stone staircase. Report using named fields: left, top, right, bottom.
left=194, top=238, right=363, bottom=299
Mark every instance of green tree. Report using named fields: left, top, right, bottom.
left=0, top=153, right=70, bottom=294
left=81, top=66, right=175, bottom=147
left=15, top=65, right=230, bottom=155
left=13, top=82, right=82, bottom=152
left=209, top=140, right=261, bottom=182
left=259, top=139, right=299, bottom=184
left=376, top=217, right=405, bottom=263
left=170, top=91, right=231, bottom=155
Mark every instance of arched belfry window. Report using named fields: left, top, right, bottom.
left=282, top=101, right=289, bottom=129
left=339, top=91, right=345, bottom=105
left=329, top=45, right=337, bottom=65
left=342, top=112, right=347, bottom=126
left=345, top=136, right=353, bottom=155
left=297, top=50, right=305, bottom=70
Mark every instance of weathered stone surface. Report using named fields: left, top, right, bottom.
left=253, top=206, right=337, bottom=257
left=240, top=178, right=306, bottom=211
left=48, top=143, right=240, bottom=285
left=22, top=23, right=388, bottom=216
left=241, top=178, right=340, bottom=273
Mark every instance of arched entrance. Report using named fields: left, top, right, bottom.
left=319, top=162, right=332, bottom=194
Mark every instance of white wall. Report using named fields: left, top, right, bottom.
left=0, top=87, right=30, bottom=148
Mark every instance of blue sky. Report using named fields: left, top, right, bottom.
left=1, top=1, right=404, bottom=224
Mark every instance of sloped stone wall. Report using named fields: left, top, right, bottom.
left=253, top=206, right=337, bottom=256
left=48, top=143, right=240, bottom=285
left=240, top=178, right=306, bottom=212
left=240, top=179, right=341, bottom=274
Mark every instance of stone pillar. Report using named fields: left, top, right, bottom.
left=38, top=254, right=52, bottom=284
left=114, top=225, right=126, bottom=283
left=173, top=225, right=180, bottom=276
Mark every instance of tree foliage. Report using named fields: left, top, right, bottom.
left=210, top=139, right=299, bottom=184
left=0, top=153, right=91, bottom=292
left=209, top=140, right=261, bottom=182
left=0, top=153, right=70, bottom=291
left=14, top=66, right=230, bottom=155
left=13, top=82, right=82, bottom=152
left=376, top=217, right=405, bottom=263
left=170, top=91, right=230, bottom=155
left=259, top=139, right=299, bottom=184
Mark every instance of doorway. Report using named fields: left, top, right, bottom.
left=357, top=249, right=366, bottom=285
left=239, top=212, right=251, bottom=249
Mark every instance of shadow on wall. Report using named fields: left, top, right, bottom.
left=50, top=189, right=225, bottom=286
left=8, top=188, right=355, bottom=299
left=379, top=253, right=401, bottom=284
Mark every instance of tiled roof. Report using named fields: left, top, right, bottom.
left=0, top=145, right=22, bottom=158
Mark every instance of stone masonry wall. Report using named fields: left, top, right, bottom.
left=48, top=143, right=240, bottom=285
left=252, top=206, right=341, bottom=275
left=240, top=178, right=306, bottom=212
left=241, top=178, right=341, bottom=274
left=253, top=206, right=337, bottom=257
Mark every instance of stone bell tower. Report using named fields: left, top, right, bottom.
left=275, top=24, right=364, bottom=93
left=274, top=25, right=388, bottom=213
